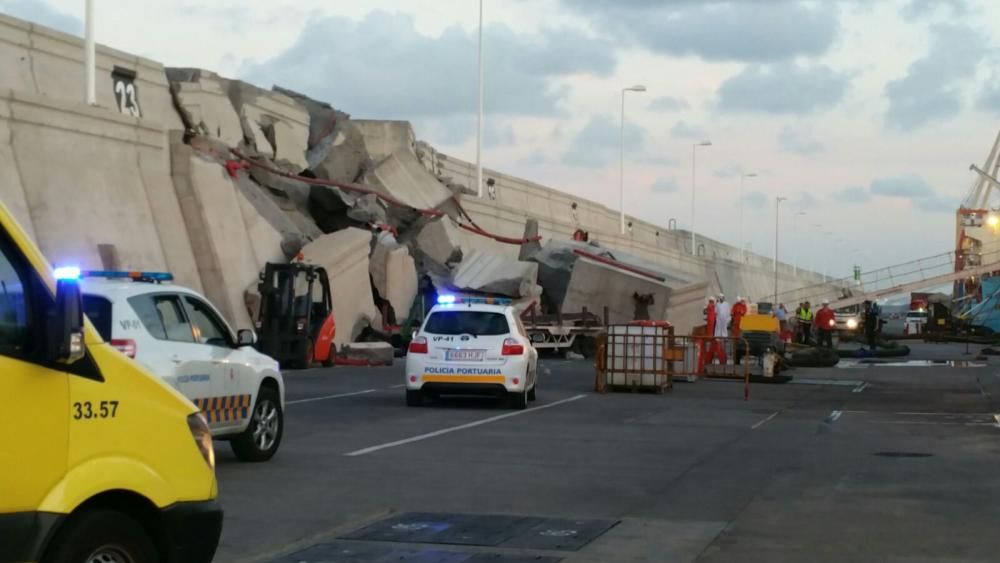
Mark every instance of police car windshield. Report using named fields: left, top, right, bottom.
left=424, top=311, right=509, bottom=336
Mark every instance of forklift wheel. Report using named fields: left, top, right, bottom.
left=322, top=344, right=336, bottom=368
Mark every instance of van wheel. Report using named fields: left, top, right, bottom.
left=406, top=390, right=423, bottom=407
left=42, top=509, right=159, bottom=563
left=232, top=387, right=283, bottom=462
left=509, top=390, right=528, bottom=410
left=528, top=385, right=536, bottom=402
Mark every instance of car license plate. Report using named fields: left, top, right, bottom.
left=446, top=349, right=484, bottom=361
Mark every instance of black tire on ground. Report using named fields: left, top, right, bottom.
left=528, top=385, right=537, bottom=401
left=231, top=386, right=283, bottom=462
left=509, top=390, right=528, bottom=410
left=321, top=343, right=336, bottom=368
left=42, top=509, right=159, bottom=563
left=406, top=390, right=423, bottom=407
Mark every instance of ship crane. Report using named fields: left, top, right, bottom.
left=955, top=129, right=1000, bottom=309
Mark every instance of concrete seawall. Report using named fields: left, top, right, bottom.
left=0, top=11, right=837, bottom=340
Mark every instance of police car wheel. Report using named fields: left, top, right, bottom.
left=509, top=390, right=528, bottom=410
left=406, top=390, right=423, bottom=407
left=43, top=509, right=159, bottom=563
left=231, top=387, right=283, bottom=462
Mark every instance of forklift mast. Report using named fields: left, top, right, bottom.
left=256, top=262, right=334, bottom=369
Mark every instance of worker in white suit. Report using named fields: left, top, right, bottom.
left=715, top=294, right=732, bottom=338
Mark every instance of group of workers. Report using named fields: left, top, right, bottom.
left=701, top=294, right=748, bottom=363
left=790, top=300, right=836, bottom=348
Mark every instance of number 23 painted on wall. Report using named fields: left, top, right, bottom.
left=112, top=75, right=141, bottom=118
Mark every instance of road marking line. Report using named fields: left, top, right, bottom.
left=852, top=381, right=869, bottom=393
left=825, top=410, right=843, bottom=424
left=751, top=411, right=780, bottom=430
left=287, top=389, right=377, bottom=405
left=344, top=394, right=588, bottom=457
left=389, top=384, right=406, bottom=388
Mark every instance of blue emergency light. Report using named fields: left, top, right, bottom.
left=53, top=266, right=81, bottom=281
left=436, top=294, right=511, bottom=306
left=82, top=270, right=174, bottom=282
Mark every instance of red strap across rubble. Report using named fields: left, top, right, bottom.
left=227, top=149, right=543, bottom=245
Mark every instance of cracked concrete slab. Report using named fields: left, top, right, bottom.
left=451, top=249, right=540, bottom=298
left=299, top=227, right=378, bottom=346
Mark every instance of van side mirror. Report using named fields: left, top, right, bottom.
left=237, top=329, right=256, bottom=347
left=48, top=278, right=85, bottom=364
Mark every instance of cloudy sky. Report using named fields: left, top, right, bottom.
left=5, top=0, right=1000, bottom=279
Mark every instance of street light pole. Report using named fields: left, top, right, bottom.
left=619, top=84, right=646, bottom=235
left=691, top=140, right=712, bottom=254
left=475, top=0, right=484, bottom=198
left=774, top=196, right=787, bottom=304
left=792, top=211, right=806, bottom=277
left=739, top=172, right=757, bottom=261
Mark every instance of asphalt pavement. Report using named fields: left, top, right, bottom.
left=212, top=342, right=1000, bottom=562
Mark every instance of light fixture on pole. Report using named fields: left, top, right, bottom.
left=690, top=140, right=713, bottom=254
left=774, top=196, right=787, bottom=304
left=85, top=0, right=96, bottom=105
left=475, top=0, right=485, bottom=199
left=619, top=84, right=646, bottom=235
left=739, top=172, right=757, bottom=260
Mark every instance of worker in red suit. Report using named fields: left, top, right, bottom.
left=699, top=296, right=727, bottom=368
left=813, top=300, right=836, bottom=348
left=730, top=296, right=748, bottom=338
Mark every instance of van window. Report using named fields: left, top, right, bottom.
left=82, top=295, right=113, bottom=341
left=424, top=311, right=510, bottom=335
left=0, top=246, right=28, bottom=357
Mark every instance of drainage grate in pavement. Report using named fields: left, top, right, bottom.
left=874, top=451, right=933, bottom=458
left=343, top=512, right=618, bottom=551
left=271, top=541, right=563, bottom=563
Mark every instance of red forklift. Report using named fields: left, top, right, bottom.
left=255, top=261, right=336, bottom=369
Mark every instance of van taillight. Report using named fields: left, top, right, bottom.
left=501, top=338, right=524, bottom=356
left=110, top=338, right=136, bottom=359
left=409, top=336, right=428, bottom=354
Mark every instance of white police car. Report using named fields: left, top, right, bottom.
left=405, top=295, right=539, bottom=409
left=80, top=271, right=286, bottom=462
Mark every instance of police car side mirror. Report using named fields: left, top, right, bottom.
left=237, top=329, right=256, bottom=347
left=48, top=278, right=85, bottom=364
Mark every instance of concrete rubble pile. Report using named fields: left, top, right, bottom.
left=165, top=66, right=704, bottom=357
left=165, top=69, right=548, bottom=361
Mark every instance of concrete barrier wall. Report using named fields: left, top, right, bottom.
left=437, top=152, right=828, bottom=303
left=0, top=14, right=183, bottom=131
left=0, top=89, right=203, bottom=287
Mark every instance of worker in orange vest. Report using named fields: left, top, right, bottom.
left=731, top=296, right=748, bottom=338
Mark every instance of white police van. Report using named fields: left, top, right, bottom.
left=81, top=271, right=285, bottom=462
left=405, top=295, right=539, bottom=409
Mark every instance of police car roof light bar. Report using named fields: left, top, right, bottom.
left=436, top=294, right=512, bottom=306
left=82, top=270, right=174, bottom=282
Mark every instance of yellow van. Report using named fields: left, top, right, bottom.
left=0, top=202, right=221, bottom=561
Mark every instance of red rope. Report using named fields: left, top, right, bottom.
left=227, top=148, right=542, bottom=245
